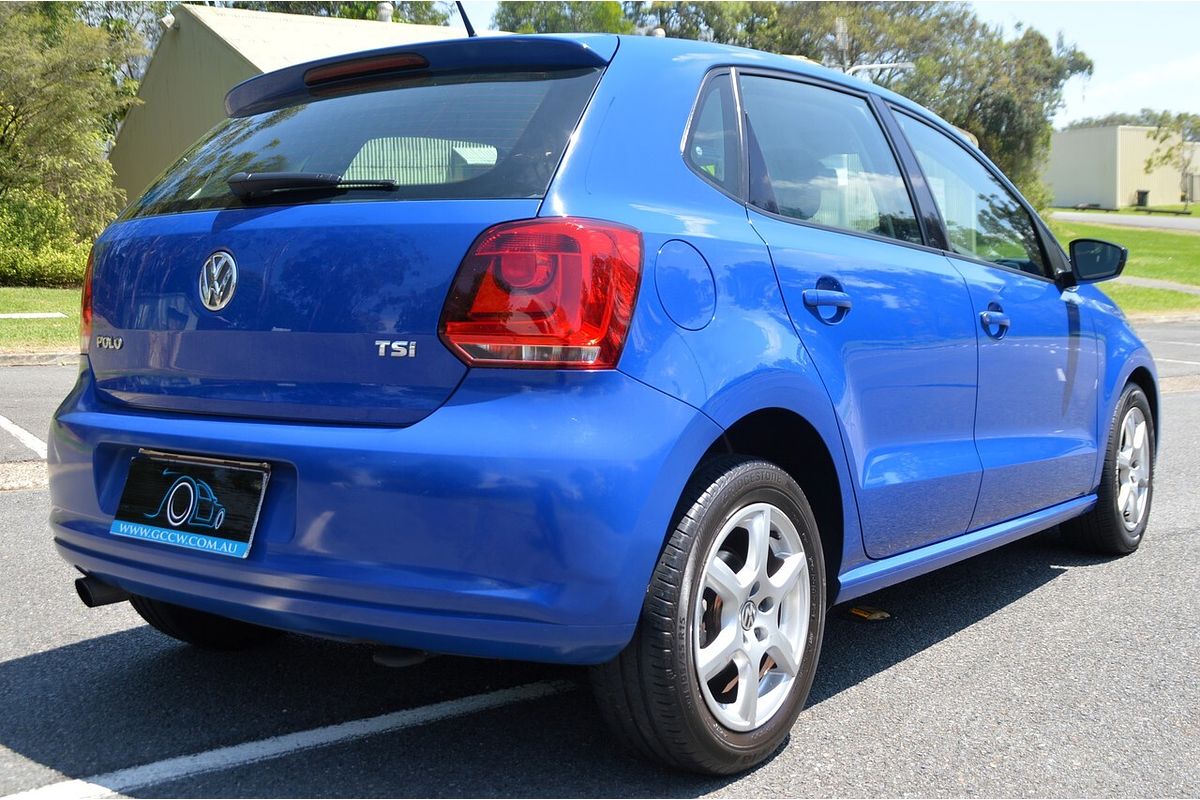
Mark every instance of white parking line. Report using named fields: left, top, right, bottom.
left=5, top=681, right=571, bottom=800
left=0, top=415, right=47, bottom=460
left=0, top=312, right=67, bottom=320
left=1145, top=340, right=1200, bottom=348
left=1155, top=357, right=1200, bottom=366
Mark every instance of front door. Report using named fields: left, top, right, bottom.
left=894, top=113, right=1100, bottom=530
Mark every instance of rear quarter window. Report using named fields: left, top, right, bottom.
left=129, top=68, right=602, bottom=218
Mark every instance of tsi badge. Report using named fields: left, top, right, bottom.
left=375, top=340, right=417, bottom=358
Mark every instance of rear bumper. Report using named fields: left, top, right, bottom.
left=49, top=361, right=721, bottom=664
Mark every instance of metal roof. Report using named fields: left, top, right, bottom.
left=178, top=3, right=487, bottom=74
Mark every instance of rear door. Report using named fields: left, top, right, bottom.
left=739, top=72, right=983, bottom=559
left=89, top=57, right=605, bottom=426
left=893, top=112, right=1100, bottom=529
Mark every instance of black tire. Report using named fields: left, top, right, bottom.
left=590, top=456, right=826, bottom=775
left=129, top=595, right=283, bottom=650
left=1063, top=383, right=1155, bottom=555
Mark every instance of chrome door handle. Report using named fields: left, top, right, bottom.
left=980, top=308, right=1010, bottom=338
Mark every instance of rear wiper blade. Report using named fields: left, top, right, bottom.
left=226, top=171, right=397, bottom=199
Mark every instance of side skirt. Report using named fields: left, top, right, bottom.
left=835, top=495, right=1097, bottom=604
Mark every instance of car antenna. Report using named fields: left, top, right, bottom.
left=455, top=1, right=477, bottom=37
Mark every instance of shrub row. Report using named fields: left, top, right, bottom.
left=0, top=190, right=91, bottom=287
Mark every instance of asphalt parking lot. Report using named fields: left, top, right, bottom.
left=1, top=320, right=1197, bottom=797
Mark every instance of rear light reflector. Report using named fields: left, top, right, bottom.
left=80, top=247, right=95, bottom=354
left=439, top=218, right=642, bottom=369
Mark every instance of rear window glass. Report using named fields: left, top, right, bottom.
left=129, top=68, right=602, bottom=218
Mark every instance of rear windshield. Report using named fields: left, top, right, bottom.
left=128, top=68, right=602, bottom=218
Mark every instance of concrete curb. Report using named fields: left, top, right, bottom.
left=1051, top=210, right=1200, bottom=233
left=0, top=352, right=78, bottom=367
left=1127, top=312, right=1200, bottom=324
left=1115, top=276, right=1200, bottom=296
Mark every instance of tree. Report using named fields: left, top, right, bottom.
left=221, top=1, right=450, bottom=25
left=1067, top=111, right=1153, bottom=130
left=626, top=2, right=778, bottom=46
left=0, top=3, right=137, bottom=239
left=493, top=2, right=633, bottom=34
left=75, top=2, right=166, bottom=138
left=1069, top=110, right=1200, bottom=139
left=893, top=25, right=1091, bottom=208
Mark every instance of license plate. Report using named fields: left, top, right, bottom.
left=109, top=451, right=270, bottom=559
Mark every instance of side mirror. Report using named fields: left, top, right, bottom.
left=1068, top=238, right=1128, bottom=284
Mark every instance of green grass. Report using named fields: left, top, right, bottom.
left=1046, top=218, right=1200, bottom=287
left=1098, top=284, right=1200, bottom=314
left=0, top=287, right=80, bottom=352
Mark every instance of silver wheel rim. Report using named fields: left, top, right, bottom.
left=693, top=502, right=809, bottom=732
left=1116, top=406, right=1151, bottom=532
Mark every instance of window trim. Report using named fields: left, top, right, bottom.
left=679, top=69, right=747, bottom=203
left=869, top=96, right=948, bottom=252
left=733, top=67, right=931, bottom=251
left=887, top=104, right=1059, bottom=284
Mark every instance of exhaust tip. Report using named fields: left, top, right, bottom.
left=372, top=647, right=430, bottom=669
left=75, top=576, right=130, bottom=608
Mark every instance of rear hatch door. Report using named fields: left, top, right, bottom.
left=89, top=39, right=610, bottom=426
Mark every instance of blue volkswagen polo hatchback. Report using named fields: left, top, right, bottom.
left=51, top=33, right=1158, bottom=773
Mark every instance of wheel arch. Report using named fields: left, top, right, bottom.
left=1126, top=365, right=1159, bottom=451
left=1095, top=351, right=1160, bottom=491
left=652, top=397, right=861, bottom=606
left=707, top=409, right=846, bottom=604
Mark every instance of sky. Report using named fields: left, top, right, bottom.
left=971, top=1, right=1200, bottom=124
left=454, top=0, right=1200, bottom=127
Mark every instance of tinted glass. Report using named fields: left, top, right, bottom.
left=129, top=69, right=602, bottom=218
left=897, top=113, right=1047, bottom=276
left=740, top=75, right=922, bottom=245
left=685, top=73, right=741, bottom=195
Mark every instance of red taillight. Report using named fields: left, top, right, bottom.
left=79, top=247, right=95, bottom=354
left=439, top=218, right=642, bottom=369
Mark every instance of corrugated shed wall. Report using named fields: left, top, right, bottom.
left=1044, top=127, right=1119, bottom=208
left=108, top=8, right=262, bottom=203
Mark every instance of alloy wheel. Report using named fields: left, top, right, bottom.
left=693, top=502, right=809, bottom=732
left=1116, top=405, right=1151, bottom=531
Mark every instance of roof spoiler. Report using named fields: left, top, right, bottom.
left=225, top=35, right=618, bottom=118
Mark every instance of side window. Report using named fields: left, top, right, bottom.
left=739, top=75, right=922, bottom=245
left=896, top=113, right=1048, bottom=277
left=684, top=73, right=741, bottom=195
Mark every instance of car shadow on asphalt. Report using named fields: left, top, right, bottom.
left=0, top=529, right=1114, bottom=798
left=807, top=527, right=1111, bottom=708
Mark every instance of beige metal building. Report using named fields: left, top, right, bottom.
left=1044, top=125, right=1198, bottom=209
left=108, top=4, right=473, bottom=202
